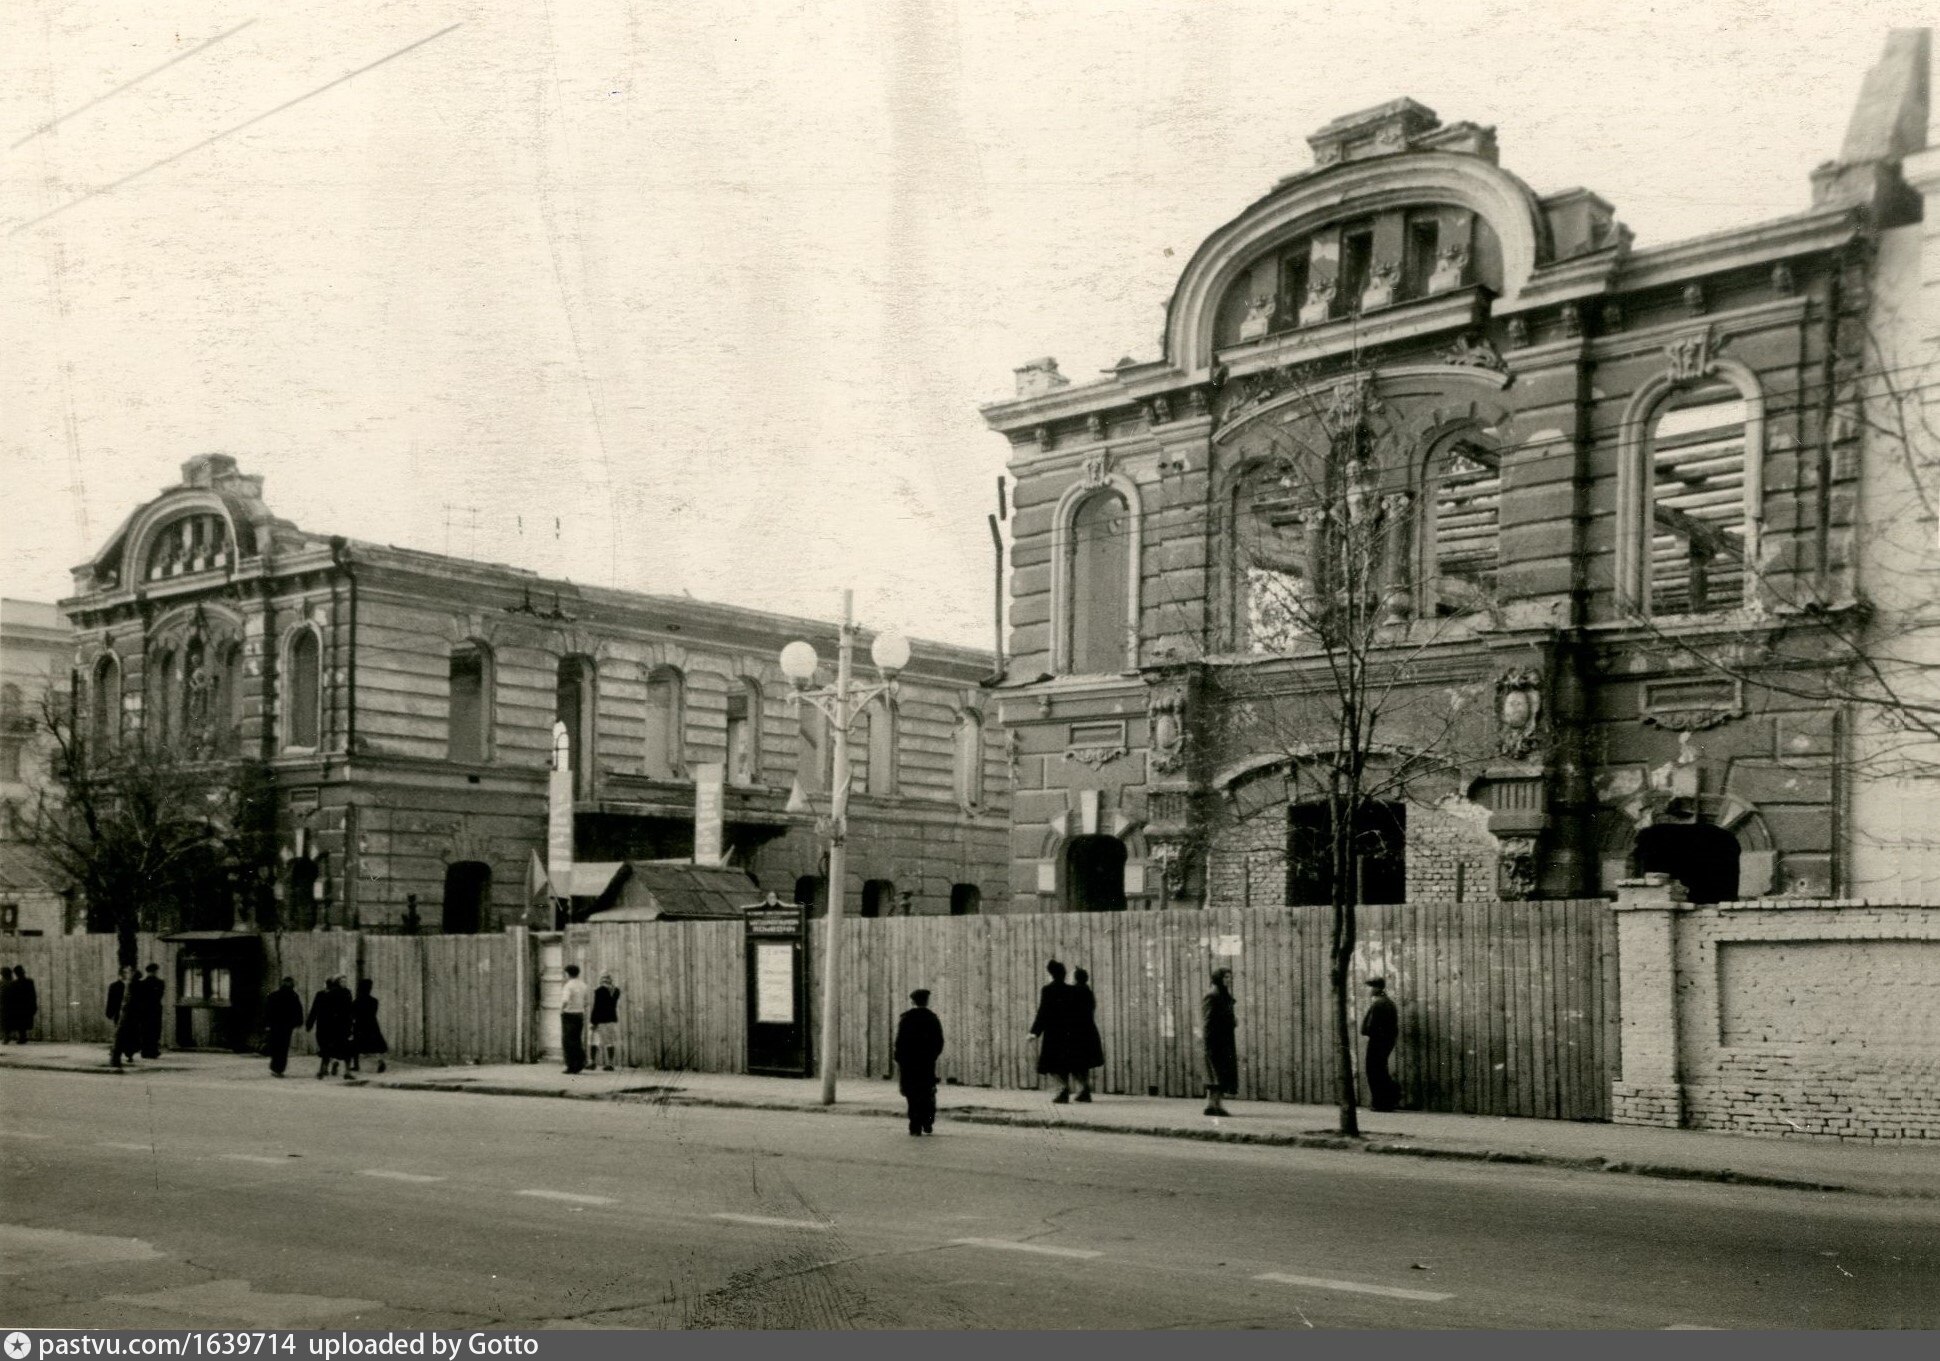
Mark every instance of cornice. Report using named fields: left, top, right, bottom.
left=1583, top=295, right=1812, bottom=367
left=1615, top=206, right=1860, bottom=293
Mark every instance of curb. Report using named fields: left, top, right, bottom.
left=365, top=1077, right=1909, bottom=1200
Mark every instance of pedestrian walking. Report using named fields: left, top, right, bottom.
left=589, top=973, right=621, bottom=1071
left=106, top=965, right=141, bottom=1069
left=264, top=976, right=303, bottom=1077
left=135, top=962, right=166, bottom=1058
left=0, top=967, right=17, bottom=1043
left=1028, top=959, right=1086, bottom=1103
left=13, top=965, right=38, bottom=1044
left=1070, top=967, right=1105, bottom=1102
left=350, top=978, right=388, bottom=1074
left=1201, top=967, right=1238, bottom=1117
left=306, top=975, right=354, bottom=1079
left=894, top=988, right=945, bottom=1135
left=559, top=964, right=589, bottom=1074
left=1361, top=976, right=1401, bottom=1113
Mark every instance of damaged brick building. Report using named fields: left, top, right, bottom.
left=981, top=47, right=1929, bottom=914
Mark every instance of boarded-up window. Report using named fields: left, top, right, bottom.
left=449, top=644, right=490, bottom=763
left=1287, top=800, right=1406, bottom=906
left=867, top=700, right=897, bottom=796
left=1427, top=443, right=1500, bottom=616
left=286, top=632, right=320, bottom=749
left=1648, top=382, right=1747, bottom=614
left=1069, top=489, right=1130, bottom=674
left=953, top=710, right=984, bottom=806
left=643, top=666, right=684, bottom=779
left=1234, top=463, right=1313, bottom=652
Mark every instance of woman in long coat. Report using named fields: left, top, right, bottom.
left=1069, top=967, right=1105, bottom=1102
left=1201, top=967, right=1238, bottom=1117
left=1028, top=959, right=1084, bottom=1104
left=350, top=978, right=388, bottom=1074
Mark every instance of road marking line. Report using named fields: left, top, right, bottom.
left=711, top=1213, right=831, bottom=1231
left=517, top=1189, right=616, bottom=1206
left=1255, top=1272, right=1453, bottom=1303
left=0, top=1132, right=51, bottom=1140
left=219, top=1153, right=291, bottom=1165
left=951, top=1238, right=1103, bottom=1259
left=359, top=1169, right=446, bottom=1183
left=1664, top=1325, right=1722, bottom=1330
left=98, top=1141, right=151, bottom=1151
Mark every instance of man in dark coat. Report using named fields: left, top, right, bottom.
left=350, top=978, right=388, bottom=1074
left=1028, top=960, right=1083, bottom=1103
left=106, top=966, right=141, bottom=1069
left=1361, top=976, right=1401, bottom=1113
left=1070, top=967, right=1104, bottom=1102
left=1201, top=967, right=1238, bottom=1117
left=264, top=976, right=304, bottom=1078
left=14, top=965, right=38, bottom=1043
left=306, top=976, right=353, bottom=1079
left=0, top=967, right=17, bottom=1042
left=893, top=988, right=945, bottom=1136
left=135, top=963, right=166, bottom=1058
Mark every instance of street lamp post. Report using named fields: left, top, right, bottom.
left=780, top=589, right=909, bottom=1106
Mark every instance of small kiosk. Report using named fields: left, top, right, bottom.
left=164, top=930, right=265, bottom=1051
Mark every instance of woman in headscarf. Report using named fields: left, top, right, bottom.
left=350, top=978, right=388, bottom=1074
left=1028, top=959, right=1083, bottom=1104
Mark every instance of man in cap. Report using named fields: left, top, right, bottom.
left=1361, top=976, right=1401, bottom=1113
left=893, top=988, right=945, bottom=1136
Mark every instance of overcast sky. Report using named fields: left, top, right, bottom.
left=2, top=0, right=1930, bottom=647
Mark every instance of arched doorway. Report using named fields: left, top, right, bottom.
left=286, top=857, right=320, bottom=932
left=794, top=875, right=827, bottom=918
left=950, top=883, right=981, bottom=916
left=442, top=861, right=492, bottom=934
left=1065, top=836, right=1127, bottom=912
left=1635, top=822, right=1740, bottom=904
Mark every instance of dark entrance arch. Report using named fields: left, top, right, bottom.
left=794, top=874, right=828, bottom=918
left=1635, top=822, right=1741, bottom=904
left=285, top=857, right=320, bottom=932
left=441, top=860, right=491, bottom=934
left=1065, top=836, right=1127, bottom=912
left=860, top=879, right=895, bottom=918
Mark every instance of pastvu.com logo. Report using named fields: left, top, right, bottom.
left=5, top=1330, right=32, bottom=1360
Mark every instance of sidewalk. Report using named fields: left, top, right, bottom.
left=7, top=1042, right=1940, bottom=1200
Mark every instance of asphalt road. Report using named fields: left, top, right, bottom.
left=2, top=1067, right=1937, bottom=1330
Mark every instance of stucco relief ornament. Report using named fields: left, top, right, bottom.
left=1321, top=372, right=1381, bottom=440
left=1086, top=413, right=1105, bottom=441
left=1314, top=141, right=1345, bottom=167
left=1005, top=728, right=1022, bottom=782
left=1034, top=425, right=1054, bottom=452
left=1147, top=394, right=1172, bottom=426
left=1149, top=686, right=1187, bottom=775
left=1504, top=317, right=1529, bottom=349
left=1067, top=743, right=1129, bottom=770
left=1495, top=667, right=1544, bottom=759
left=1081, top=448, right=1113, bottom=490
left=1665, top=326, right=1729, bottom=383
left=1151, top=842, right=1190, bottom=896
left=1304, top=278, right=1337, bottom=310
left=1497, top=835, right=1539, bottom=900
left=1440, top=333, right=1508, bottom=374
left=1559, top=302, right=1582, bottom=338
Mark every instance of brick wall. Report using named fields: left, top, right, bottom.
left=1207, top=794, right=1499, bottom=908
left=1611, top=879, right=1940, bottom=1141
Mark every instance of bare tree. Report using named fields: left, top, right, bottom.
left=16, top=689, right=274, bottom=968
left=1188, top=354, right=1501, bottom=1136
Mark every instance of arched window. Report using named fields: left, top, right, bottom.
left=949, top=883, right=981, bottom=916
left=442, top=861, right=492, bottom=934
left=284, top=629, right=321, bottom=750
left=1067, top=489, right=1132, bottom=674
left=726, top=679, right=761, bottom=786
left=1420, top=442, right=1501, bottom=617
left=448, top=642, right=493, bottom=764
left=866, top=698, right=897, bottom=797
left=953, top=710, right=985, bottom=807
left=216, top=642, right=245, bottom=755
left=555, top=656, right=595, bottom=798
left=90, top=654, right=121, bottom=753
left=1646, top=381, right=1749, bottom=615
left=794, top=874, right=828, bottom=918
left=796, top=700, right=828, bottom=795
left=1635, top=822, right=1740, bottom=904
left=151, top=649, right=178, bottom=748
left=643, top=666, right=684, bottom=780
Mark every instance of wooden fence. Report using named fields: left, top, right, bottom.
left=7, top=900, right=1618, bottom=1120
left=574, top=899, right=1619, bottom=1122
left=4, top=929, right=524, bottom=1065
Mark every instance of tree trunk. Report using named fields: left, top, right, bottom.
left=1330, top=894, right=1361, bottom=1137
